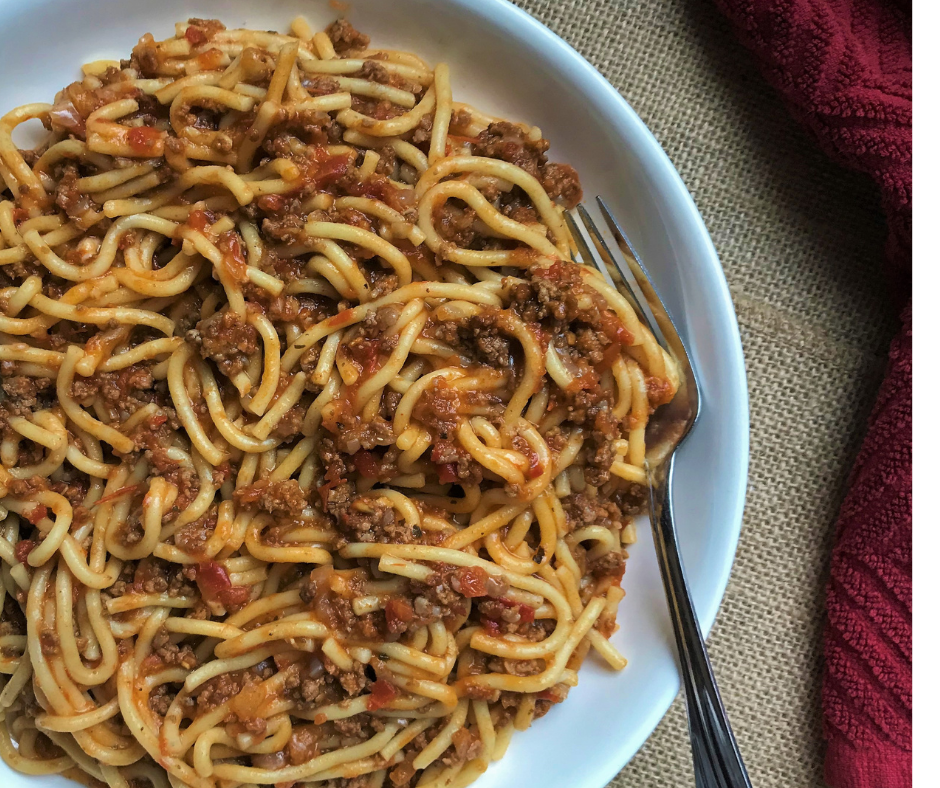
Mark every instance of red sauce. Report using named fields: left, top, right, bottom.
left=230, top=681, right=277, bottom=721
left=454, top=566, right=489, bottom=598
left=319, top=386, right=358, bottom=435
left=219, top=230, right=248, bottom=283
left=149, top=413, right=168, bottom=428
left=394, top=240, right=435, bottom=268
left=327, top=308, right=354, bottom=328
left=345, top=176, right=391, bottom=202
left=14, top=539, right=36, bottom=564
left=565, top=366, right=600, bottom=393
left=528, top=323, right=551, bottom=352
left=312, top=155, right=351, bottom=189
left=646, top=376, right=674, bottom=408
left=273, top=652, right=298, bottom=670
left=295, top=150, right=352, bottom=192
left=347, top=337, right=384, bottom=377
left=11, top=208, right=28, bottom=225
left=139, top=653, right=164, bottom=676
left=184, top=25, right=208, bottom=45
left=339, top=168, right=416, bottom=213
left=25, top=504, right=48, bottom=525
left=196, top=48, right=226, bottom=71
left=214, top=462, right=234, bottom=484
left=126, top=125, right=163, bottom=155
left=316, top=463, right=347, bottom=506
left=447, top=134, right=479, bottom=145
left=353, top=450, right=379, bottom=478
left=538, top=260, right=579, bottom=284
left=595, top=615, right=616, bottom=639
left=366, top=678, right=398, bottom=711
left=481, top=618, right=500, bottom=636
left=536, top=688, right=562, bottom=702
left=519, top=443, right=543, bottom=479
left=321, top=343, right=383, bottom=437
left=598, top=309, right=633, bottom=347
left=597, top=341, right=622, bottom=372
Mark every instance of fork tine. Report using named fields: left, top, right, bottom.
left=573, top=203, right=672, bottom=353
left=595, top=197, right=687, bottom=360
left=572, top=205, right=638, bottom=303
left=563, top=210, right=612, bottom=283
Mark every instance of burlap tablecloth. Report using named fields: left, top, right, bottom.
left=507, top=1, right=897, bottom=786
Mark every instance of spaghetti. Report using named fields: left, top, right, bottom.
left=0, top=16, right=679, bottom=788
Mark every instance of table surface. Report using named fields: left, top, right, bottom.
left=508, top=1, right=896, bottom=786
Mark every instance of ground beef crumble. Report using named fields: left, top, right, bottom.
left=469, top=121, right=583, bottom=208
left=234, top=478, right=308, bottom=516
left=326, top=19, right=370, bottom=54
left=187, top=309, right=258, bottom=377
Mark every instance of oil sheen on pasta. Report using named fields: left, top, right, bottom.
left=0, top=16, right=679, bottom=788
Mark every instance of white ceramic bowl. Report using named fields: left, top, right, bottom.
left=0, top=1, right=749, bottom=786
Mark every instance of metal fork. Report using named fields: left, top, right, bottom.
left=564, top=198, right=752, bottom=788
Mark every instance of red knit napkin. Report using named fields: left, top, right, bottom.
left=710, top=1, right=912, bottom=786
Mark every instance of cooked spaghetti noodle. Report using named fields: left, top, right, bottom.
left=0, top=16, right=678, bottom=788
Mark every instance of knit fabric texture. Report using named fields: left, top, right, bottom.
left=690, top=0, right=912, bottom=784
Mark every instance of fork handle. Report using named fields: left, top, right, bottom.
left=648, top=458, right=752, bottom=788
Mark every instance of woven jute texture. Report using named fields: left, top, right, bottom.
left=507, top=1, right=897, bottom=786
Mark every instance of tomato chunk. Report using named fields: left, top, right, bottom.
left=384, top=598, right=414, bottom=631
left=187, top=209, right=214, bottom=233
left=455, top=566, right=489, bottom=598
left=353, top=450, right=380, bottom=478
left=495, top=597, right=535, bottom=623
left=14, top=540, right=36, bottom=564
left=25, top=505, right=48, bottom=525
left=126, top=125, right=163, bottom=154
left=184, top=25, right=208, bottom=45
left=258, top=194, right=287, bottom=212
left=219, top=230, right=248, bottom=283
left=436, top=463, right=458, bottom=484
left=366, top=679, right=398, bottom=710
left=195, top=561, right=251, bottom=608
left=316, top=477, right=343, bottom=507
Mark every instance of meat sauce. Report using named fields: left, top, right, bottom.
left=0, top=14, right=655, bottom=787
